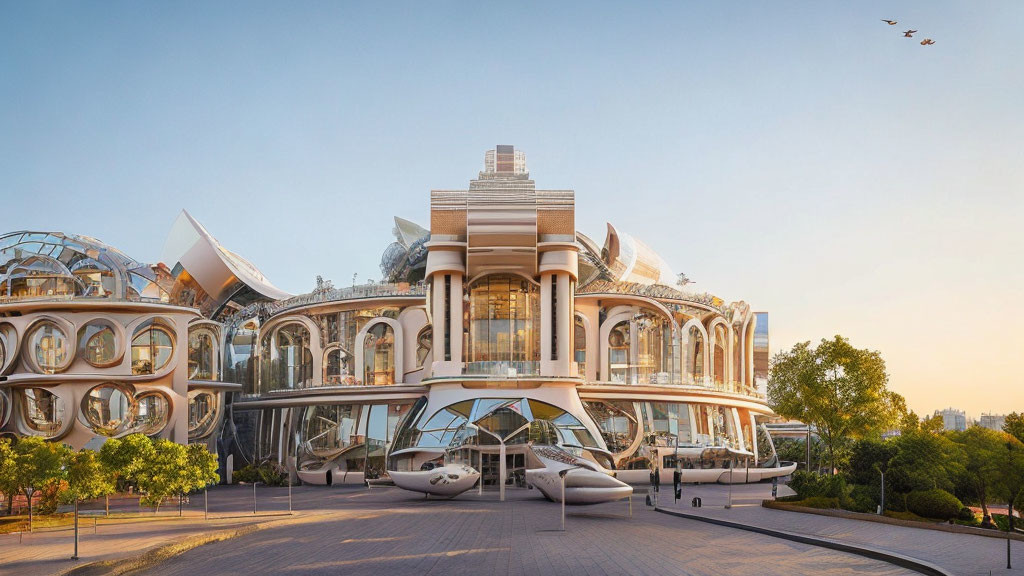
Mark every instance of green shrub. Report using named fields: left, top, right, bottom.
left=800, top=496, right=840, bottom=509
left=847, top=484, right=879, bottom=513
left=957, top=507, right=976, bottom=522
left=906, top=489, right=962, bottom=520
left=788, top=470, right=847, bottom=499
left=233, top=461, right=287, bottom=486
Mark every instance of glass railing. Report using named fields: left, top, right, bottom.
left=590, top=374, right=764, bottom=399
left=272, top=281, right=427, bottom=314
left=462, top=361, right=541, bottom=377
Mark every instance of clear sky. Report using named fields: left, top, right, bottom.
left=2, top=2, right=1022, bottom=418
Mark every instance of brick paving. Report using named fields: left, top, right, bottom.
left=142, top=485, right=913, bottom=576
left=658, top=482, right=1024, bottom=576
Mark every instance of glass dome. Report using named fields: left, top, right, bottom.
left=0, top=231, right=168, bottom=302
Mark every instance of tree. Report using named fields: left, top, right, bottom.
left=1004, top=413, right=1024, bottom=445
left=887, top=429, right=965, bottom=495
left=184, top=443, right=220, bottom=492
left=844, top=438, right=898, bottom=486
left=0, top=438, right=17, bottom=515
left=137, top=439, right=189, bottom=512
left=63, top=450, right=115, bottom=504
left=949, top=427, right=1006, bottom=517
left=8, top=437, right=70, bottom=525
left=99, top=433, right=155, bottom=492
left=768, top=336, right=906, bottom=473
left=991, top=434, right=1024, bottom=534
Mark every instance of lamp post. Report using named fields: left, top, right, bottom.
left=71, top=498, right=79, bottom=560
left=25, top=487, right=35, bottom=533
left=559, top=466, right=584, bottom=531
left=252, top=482, right=258, bottom=514
left=204, top=488, right=209, bottom=520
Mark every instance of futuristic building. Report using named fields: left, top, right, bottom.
left=0, top=146, right=794, bottom=502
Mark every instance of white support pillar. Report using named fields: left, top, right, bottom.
left=555, top=274, right=572, bottom=376
left=499, top=442, right=506, bottom=502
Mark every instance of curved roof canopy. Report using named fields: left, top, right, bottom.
left=161, top=211, right=290, bottom=317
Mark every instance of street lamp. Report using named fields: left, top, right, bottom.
left=559, top=466, right=585, bottom=531
left=24, top=486, right=35, bottom=533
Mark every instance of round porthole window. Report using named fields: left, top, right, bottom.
left=80, top=383, right=136, bottom=436
left=28, top=322, right=72, bottom=374
left=79, top=322, right=121, bottom=368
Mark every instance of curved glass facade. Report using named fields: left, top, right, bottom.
left=260, top=323, right=313, bottom=391
left=296, top=402, right=413, bottom=479
left=466, top=275, right=540, bottom=375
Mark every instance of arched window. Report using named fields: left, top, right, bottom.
left=635, top=310, right=671, bottom=385
left=712, top=324, right=728, bottom=385
left=466, top=274, right=540, bottom=375
left=21, top=388, right=65, bottom=437
left=363, top=323, right=395, bottom=385
left=607, top=321, right=630, bottom=384
left=573, top=315, right=587, bottom=377
left=324, top=347, right=351, bottom=385
left=733, top=327, right=742, bottom=387
left=29, top=322, right=72, bottom=374
left=261, top=323, right=313, bottom=391
left=131, top=323, right=174, bottom=375
left=81, top=383, right=134, bottom=437
left=79, top=322, right=119, bottom=368
left=685, top=324, right=704, bottom=384
left=415, top=327, right=432, bottom=368
left=188, top=328, right=217, bottom=380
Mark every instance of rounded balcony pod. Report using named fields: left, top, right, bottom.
left=80, top=382, right=136, bottom=437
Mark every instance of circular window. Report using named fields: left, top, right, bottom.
left=29, top=322, right=72, bottom=374
left=79, top=322, right=120, bottom=368
left=81, top=383, right=136, bottom=436
left=133, top=392, right=170, bottom=436
left=131, top=324, right=174, bottom=375
left=188, top=390, right=219, bottom=440
left=21, top=387, right=66, bottom=437
left=0, top=334, right=6, bottom=373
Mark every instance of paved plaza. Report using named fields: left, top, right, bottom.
left=3, top=482, right=1022, bottom=576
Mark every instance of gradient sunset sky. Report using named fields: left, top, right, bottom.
left=2, top=2, right=1021, bottom=418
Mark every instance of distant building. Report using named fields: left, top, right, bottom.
left=934, top=408, right=968, bottom=432
left=753, top=312, right=769, bottom=397
left=979, top=413, right=1007, bottom=432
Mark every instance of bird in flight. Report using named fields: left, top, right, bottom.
left=881, top=19, right=898, bottom=25
left=903, top=30, right=917, bottom=37
left=920, top=38, right=935, bottom=45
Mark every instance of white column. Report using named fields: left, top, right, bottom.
left=555, top=274, right=572, bottom=376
